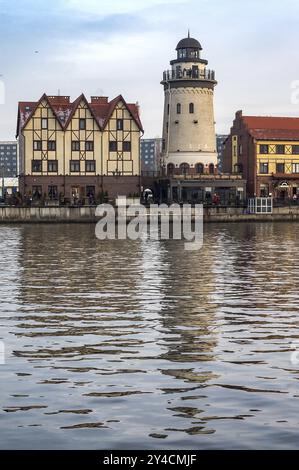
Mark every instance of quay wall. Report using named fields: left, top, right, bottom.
left=1, top=206, right=299, bottom=223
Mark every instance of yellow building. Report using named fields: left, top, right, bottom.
left=16, top=94, right=143, bottom=202
left=224, top=111, right=299, bottom=199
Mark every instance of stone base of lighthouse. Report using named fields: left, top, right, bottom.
left=166, top=150, right=218, bottom=176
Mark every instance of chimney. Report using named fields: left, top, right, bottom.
left=91, top=96, right=109, bottom=104
left=48, top=96, right=70, bottom=104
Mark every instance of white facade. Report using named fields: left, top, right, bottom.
left=161, top=35, right=218, bottom=173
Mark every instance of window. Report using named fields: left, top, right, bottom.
left=179, top=162, right=189, bottom=174
left=260, top=185, right=269, bottom=197
left=195, top=163, right=204, bottom=174
left=276, top=162, right=285, bottom=173
left=48, top=185, right=58, bottom=200
left=260, top=144, right=269, bottom=154
left=177, top=103, right=181, bottom=114
left=123, top=141, right=131, bottom=152
left=117, top=119, right=124, bottom=131
left=189, top=103, right=194, bottom=114
left=47, top=140, right=56, bottom=151
left=259, top=162, right=269, bottom=174
left=85, top=141, right=94, bottom=151
left=32, top=186, right=42, bottom=200
left=209, top=163, right=215, bottom=174
left=79, top=118, right=86, bottom=130
left=32, top=160, right=42, bottom=172
left=167, top=163, right=175, bottom=176
left=86, top=186, right=95, bottom=198
left=292, top=145, right=299, bottom=155
left=167, top=104, right=170, bottom=115
left=293, top=163, right=299, bottom=173
left=48, top=160, right=58, bottom=172
left=234, top=163, right=243, bottom=173
left=33, top=140, right=42, bottom=151
left=72, top=141, right=80, bottom=151
left=85, top=160, right=96, bottom=172
left=70, top=160, right=80, bottom=172
left=41, top=118, right=48, bottom=129
left=276, top=145, right=285, bottom=154
left=109, top=141, right=117, bottom=152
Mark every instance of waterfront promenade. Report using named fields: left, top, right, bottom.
left=1, top=204, right=299, bottom=223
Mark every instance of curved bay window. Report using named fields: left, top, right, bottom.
left=189, top=103, right=194, bottom=114
left=167, top=163, right=175, bottom=176
left=177, top=103, right=181, bottom=114
left=209, top=163, right=215, bottom=175
left=195, top=163, right=204, bottom=174
left=180, top=162, right=190, bottom=175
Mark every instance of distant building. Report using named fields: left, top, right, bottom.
left=0, top=141, right=18, bottom=197
left=223, top=110, right=299, bottom=198
left=0, top=141, right=18, bottom=177
left=216, top=134, right=228, bottom=172
left=140, top=138, right=163, bottom=174
left=16, top=94, right=143, bottom=201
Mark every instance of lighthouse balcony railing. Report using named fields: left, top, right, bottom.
left=162, top=68, right=216, bottom=82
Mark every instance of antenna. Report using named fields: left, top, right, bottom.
left=188, top=29, right=190, bottom=38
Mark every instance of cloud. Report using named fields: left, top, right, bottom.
left=1, top=0, right=299, bottom=140
left=63, top=0, right=190, bottom=16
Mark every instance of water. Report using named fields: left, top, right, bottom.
left=0, top=222, right=299, bottom=450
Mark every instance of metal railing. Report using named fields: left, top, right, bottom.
left=162, top=68, right=216, bottom=82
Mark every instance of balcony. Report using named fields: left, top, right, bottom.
left=162, top=68, right=216, bottom=83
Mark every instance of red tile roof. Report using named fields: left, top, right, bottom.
left=17, top=93, right=143, bottom=136
left=242, top=115, right=299, bottom=141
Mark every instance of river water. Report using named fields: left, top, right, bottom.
left=0, top=222, right=299, bottom=449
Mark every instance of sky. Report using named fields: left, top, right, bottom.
left=0, top=0, right=299, bottom=140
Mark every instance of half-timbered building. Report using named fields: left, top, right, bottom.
left=16, top=93, right=143, bottom=202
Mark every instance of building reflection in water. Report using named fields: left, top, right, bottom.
left=2, top=223, right=299, bottom=447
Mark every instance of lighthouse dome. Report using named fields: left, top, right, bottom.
left=176, top=36, right=202, bottom=51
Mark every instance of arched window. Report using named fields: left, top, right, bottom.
left=209, top=163, right=215, bottom=175
left=195, top=163, right=204, bottom=174
left=167, top=163, right=175, bottom=176
left=179, top=162, right=189, bottom=175
left=189, top=103, right=194, bottom=114
left=177, top=103, right=181, bottom=114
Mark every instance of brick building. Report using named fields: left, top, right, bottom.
left=223, top=111, right=299, bottom=198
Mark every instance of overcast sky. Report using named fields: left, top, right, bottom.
left=0, top=0, right=299, bottom=140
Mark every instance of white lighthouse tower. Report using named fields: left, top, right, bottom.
left=161, top=33, right=218, bottom=175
